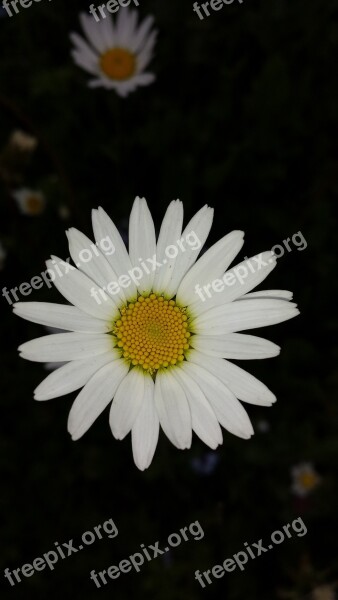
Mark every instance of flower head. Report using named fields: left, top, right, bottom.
left=13, top=188, right=45, bottom=216
left=291, top=462, right=321, bottom=497
left=9, top=130, right=38, bottom=153
left=70, top=9, right=157, bottom=96
left=14, top=198, right=299, bottom=470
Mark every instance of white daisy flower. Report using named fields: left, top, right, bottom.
left=13, top=188, right=45, bottom=216
left=70, top=9, right=157, bottom=97
left=291, top=462, right=321, bottom=497
left=14, top=198, right=299, bottom=470
left=9, top=130, right=38, bottom=153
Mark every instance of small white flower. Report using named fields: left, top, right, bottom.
left=312, top=584, right=336, bottom=600
left=13, top=188, right=45, bottom=216
left=291, top=462, right=321, bottom=497
left=9, top=130, right=38, bottom=153
left=70, top=9, right=157, bottom=97
left=0, top=241, right=7, bottom=270
left=256, top=419, right=270, bottom=433
left=58, top=205, right=71, bottom=220
left=14, top=198, right=299, bottom=470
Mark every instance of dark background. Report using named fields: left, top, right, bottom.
left=0, top=0, right=337, bottom=598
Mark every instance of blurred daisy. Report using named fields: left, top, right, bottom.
left=312, top=584, right=336, bottom=600
left=58, top=205, right=71, bottom=220
left=13, top=188, right=45, bottom=216
left=256, top=419, right=270, bottom=433
left=14, top=197, right=299, bottom=470
left=0, top=241, right=7, bottom=270
left=9, top=130, right=38, bottom=153
left=70, top=9, right=157, bottom=97
left=291, top=462, right=321, bottom=497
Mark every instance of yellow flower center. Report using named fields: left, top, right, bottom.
left=26, top=195, right=43, bottom=214
left=100, top=48, right=136, bottom=81
left=298, top=472, right=318, bottom=490
left=114, top=294, right=192, bottom=374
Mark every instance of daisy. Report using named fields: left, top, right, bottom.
left=13, top=188, right=45, bottom=216
left=14, top=198, right=299, bottom=470
left=9, top=130, right=38, bottom=153
left=70, top=9, right=157, bottom=97
left=291, top=462, right=321, bottom=497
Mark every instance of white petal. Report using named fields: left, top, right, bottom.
left=165, top=205, right=214, bottom=298
left=154, top=370, right=192, bottom=449
left=191, top=333, right=280, bottom=359
left=188, top=350, right=276, bottom=406
left=34, top=351, right=120, bottom=400
left=47, top=256, right=118, bottom=321
left=70, top=32, right=99, bottom=64
left=152, top=200, right=184, bottom=295
left=136, top=31, right=157, bottom=72
left=191, top=251, right=277, bottom=315
left=66, top=228, right=126, bottom=304
left=240, top=290, right=293, bottom=301
left=182, top=361, right=254, bottom=439
left=128, top=197, right=156, bottom=295
left=19, top=332, right=113, bottom=362
left=130, top=15, right=155, bottom=53
left=173, top=368, right=223, bottom=449
left=13, top=302, right=110, bottom=333
left=98, top=11, right=116, bottom=47
left=109, top=367, right=144, bottom=440
left=115, top=7, right=137, bottom=46
left=79, top=12, right=107, bottom=53
left=71, top=49, right=100, bottom=76
left=191, top=299, right=299, bottom=335
left=68, top=359, right=129, bottom=440
left=87, top=76, right=114, bottom=90
left=128, top=72, right=155, bottom=87
left=45, top=362, right=66, bottom=371
left=176, top=230, right=244, bottom=306
left=132, top=374, right=159, bottom=470
left=92, top=207, right=137, bottom=299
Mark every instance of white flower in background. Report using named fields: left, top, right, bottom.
left=312, top=584, right=336, bottom=600
left=58, top=205, right=71, bottom=220
left=0, top=241, right=7, bottom=270
left=70, top=9, right=157, bottom=97
left=14, top=198, right=299, bottom=470
left=9, top=130, right=38, bottom=153
left=256, top=419, right=270, bottom=433
left=291, top=462, right=321, bottom=497
left=13, top=188, right=45, bottom=216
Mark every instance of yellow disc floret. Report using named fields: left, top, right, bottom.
left=113, top=294, right=192, bottom=374
left=100, top=48, right=136, bottom=81
left=298, top=472, right=319, bottom=491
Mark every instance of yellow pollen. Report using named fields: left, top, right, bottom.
left=113, top=295, right=192, bottom=374
left=298, top=472, right=319, bottom=490
left=100, top=47, right=136, bottom=81
left=26, top=195, right=44, bottom=215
